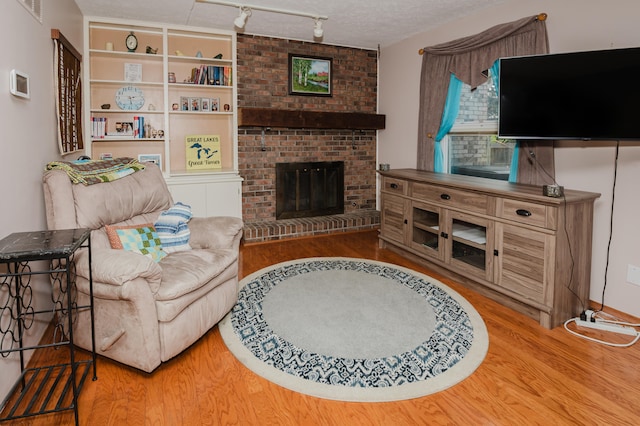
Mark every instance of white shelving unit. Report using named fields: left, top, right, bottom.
left=84, top=18, right=242, bottom=218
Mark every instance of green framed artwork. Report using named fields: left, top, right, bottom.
left=288, top=54, right=332, bottom=96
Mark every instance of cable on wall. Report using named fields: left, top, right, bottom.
left=599, top=140, right=620, bottom=311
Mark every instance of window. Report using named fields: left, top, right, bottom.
left=17, top=0, right=42, bottom=22
left=442, top=70, right=515, bottom=181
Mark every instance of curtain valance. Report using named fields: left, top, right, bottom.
left=417, top=14, right=549, bottom=174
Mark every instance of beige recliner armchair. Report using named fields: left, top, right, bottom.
left=42, top=164, right=243, bottom=373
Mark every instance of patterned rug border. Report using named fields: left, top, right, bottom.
left=219, top=257, right=489, bottom=402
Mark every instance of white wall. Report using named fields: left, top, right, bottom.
left=0, top=0, right=83, bottom=403
left=379, top=0, right=640, bottom=318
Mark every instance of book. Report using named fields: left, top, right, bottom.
left=91, top=117, right=107, bottom=138
left=185, top=135, right=221, bottom=171
left=223, top=67, right=232, bottom=86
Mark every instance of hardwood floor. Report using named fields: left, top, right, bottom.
left=6, top=230, right=640, bottom=425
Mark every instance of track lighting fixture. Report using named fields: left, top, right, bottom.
left=313, top=18, right=323, bottom=39
left=198, top=0, right=329, bottom=40
left=233, top=6, right=251, bottom=29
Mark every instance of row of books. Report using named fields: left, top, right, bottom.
left=189, top=65, right=232, bottom=86
left=91, top=117, right=107, bottom=138
left=91, top=116, right=146, bottom=138
left=131, top=116, right=145, bottom=138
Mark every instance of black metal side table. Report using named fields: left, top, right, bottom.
left=0, top=229, right=96, bottom=425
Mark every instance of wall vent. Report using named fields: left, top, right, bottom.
left=17, top=0, right=42, bottom=23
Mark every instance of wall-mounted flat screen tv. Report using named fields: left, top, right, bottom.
left=498, top=47, right=640, bottom=140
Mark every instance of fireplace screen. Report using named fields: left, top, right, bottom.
left=276, top=161, right=344, bottom=220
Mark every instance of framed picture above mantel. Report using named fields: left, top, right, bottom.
left=288, top=54, right=332, bottom=96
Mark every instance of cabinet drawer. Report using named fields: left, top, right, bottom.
left=497, top=199, right=557, bottom=229
left=412, top=183, right=488, bottom=214
left=382, top=177, right=407, bottom=195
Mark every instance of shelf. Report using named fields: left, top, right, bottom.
left=169, top=110, right=232, bottom=116
left=92, top=137, right=165, bottom=142
left=0, top=361, right=93, bottom=422
left=452, top=253, right=486, bottom=270
left=168, top=54, right=232, bottom=64
left=413, top=221, right=439, bottom=234
left=239, top=107, right=385, bottom=130
left=169, top=82, right=232, bottom=90
left=89, top=49, right=163, bottom=60
left=91, top=109, right=164, bottom=114
left=168, top=167, right=238, bottom=177
left=90, top=79, right=163, bottom=86
left=451, top=222, right=486, bottom=245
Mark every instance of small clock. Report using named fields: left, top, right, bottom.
left=125, top=31, right=138, bottom=52
left=115, top=86, right=145, bottom=110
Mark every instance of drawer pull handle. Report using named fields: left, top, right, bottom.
left=390, top=183, right=398, bottom=189
left=440, top=193, right=451, bottom=200
left=516, top=209, right=532, bottom=217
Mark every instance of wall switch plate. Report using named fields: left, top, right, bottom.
left=626, top=264, right=640, bottom=286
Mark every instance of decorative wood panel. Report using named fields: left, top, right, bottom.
left=238, top=107, right=385, bottom=130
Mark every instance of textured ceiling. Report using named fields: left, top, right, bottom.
left=73, top=0, right=509, bottom=49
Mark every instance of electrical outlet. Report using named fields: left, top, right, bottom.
left=626, top=264, right=640, bottom=286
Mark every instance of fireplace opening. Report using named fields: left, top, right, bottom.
left=276, top=161, right=344, bottom=220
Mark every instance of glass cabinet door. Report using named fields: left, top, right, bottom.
left=410, top=202, right=443, bottom=260
left=449, top=212, right=493, bottom=280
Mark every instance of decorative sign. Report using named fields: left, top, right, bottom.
left=185, top=135, right=221, bottom=171
left=124, top=63, right=142, bottom=82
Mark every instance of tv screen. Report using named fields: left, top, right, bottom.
left=498, top=47, right=640, bottom=140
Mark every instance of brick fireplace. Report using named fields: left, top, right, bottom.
left=237, top=35, right=381, bottom=242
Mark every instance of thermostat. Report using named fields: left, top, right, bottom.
left=10, top=69, right=30, bottom=99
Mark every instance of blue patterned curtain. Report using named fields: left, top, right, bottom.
left=434, top=73, right=463, bottom=172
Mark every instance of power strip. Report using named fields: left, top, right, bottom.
left=575, top=319, right=638, bottom=336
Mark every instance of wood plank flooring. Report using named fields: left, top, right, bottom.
left=6, top=230, right=640, bottom=425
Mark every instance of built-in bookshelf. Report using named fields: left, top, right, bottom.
left=84, top=18, right=242, bottom=217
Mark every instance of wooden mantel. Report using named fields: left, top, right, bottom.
left=238, top=107, right=385, bottom=130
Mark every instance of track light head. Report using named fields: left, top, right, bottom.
left=234, top=7, right=251, bottom=29
left=313, top=18, right=323, bottom=38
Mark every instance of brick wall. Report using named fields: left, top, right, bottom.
left=237, top=35, right=379, bottom=222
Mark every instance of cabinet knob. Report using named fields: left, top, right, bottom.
left=390, top=183, right=398, bottom=189
left=440, top=231, right=448, bottom=239
left=404, top=219, right=408, bottom=224
left=516, top=209, right=532, bottom=217
left=440, top=193, right=451, bottom=200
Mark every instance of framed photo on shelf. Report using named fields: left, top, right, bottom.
left=138, top=154, right=162, bottom=171
left=201, top=98, right=210, bottom=112
left=115, top=122, right=134, bottom=135
left=211, top=97, right=220, bottom=112
left=288, top=54, right=332, bottom=96
left=180, top=96, right=189, bottom=111
left=189, top=97, right=201, bottom=111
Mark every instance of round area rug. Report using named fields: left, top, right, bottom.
left=219, top=257, right=488, bottom=402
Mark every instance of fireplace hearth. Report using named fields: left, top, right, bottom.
left=276, top=161, right=344, bottom=220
